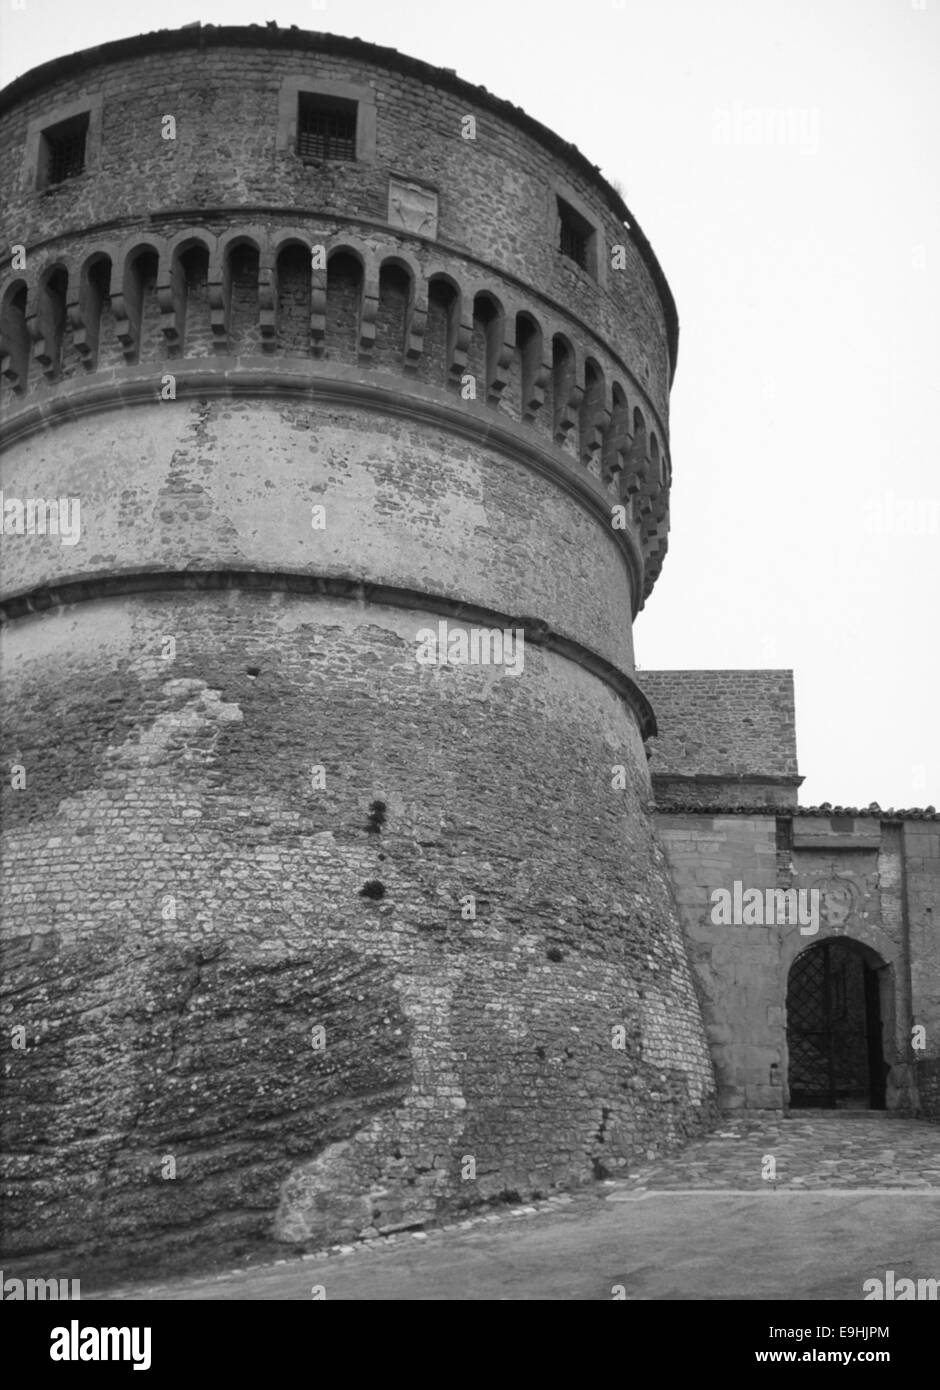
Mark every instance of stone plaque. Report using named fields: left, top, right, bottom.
left=388, top=177, right=439, bottom=238
left=815, top=876, right=861, bottom=927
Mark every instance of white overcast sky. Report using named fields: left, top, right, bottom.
left=2, top=0, right=938, bottom=810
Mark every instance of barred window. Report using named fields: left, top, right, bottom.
left=297, top=95, right=357, bottom=161
left=43, top=114, right=88, bottom=186
left=560, top=218, right=586, bottom=267
left=557, top=197, right=595, bottom=275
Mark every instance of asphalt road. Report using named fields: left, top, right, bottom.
left=93, top=1187, right=940, bottom=1301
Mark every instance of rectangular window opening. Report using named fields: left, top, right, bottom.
left=43, top=113, right=89, bottom=186
left=557, top=197, right=595, bottom=274
left=297, top=95, right=357, bottom=162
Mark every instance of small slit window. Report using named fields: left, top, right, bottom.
left=297, top=95, right=357, bottom=161
left=557, top=197, right=596, bottom=275
left=42, top=113, right=89, bottom=187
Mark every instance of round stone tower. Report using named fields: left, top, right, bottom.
left=0, top=24, right=717, bottom=1280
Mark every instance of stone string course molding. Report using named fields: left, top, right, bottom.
left=0, top=569, right=659, bottom=739
left=0, top=364, right=649, bottom=618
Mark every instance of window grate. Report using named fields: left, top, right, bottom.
left=297, top=101, right=356, bottom=161
left=559, top=218, right=587, bottom=268
left=47, top=127, right=86, bottom=185
left=557, top=197, right=594, bottom=272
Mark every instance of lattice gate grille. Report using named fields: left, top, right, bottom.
left=786, top=941, right=875, bottom=1108
left=787, top=945, right=831, bottom=1103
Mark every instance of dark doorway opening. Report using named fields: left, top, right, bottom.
left=786, top=939, right=887, bottom=1109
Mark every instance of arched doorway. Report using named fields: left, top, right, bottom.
left=786, top=939, right=888, bottom=1109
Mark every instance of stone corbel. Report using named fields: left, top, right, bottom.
left=403, top=284, right=428, bottom=372
left=637, top=449, right=667, bottom=518
left=27, top=293, right=59, bottom=382
left=554, top=380, right=583, bottom=446
left=448, top=305, right=472, bottom=387
left=358, top=272, right=379, bottom=361
left=644, top=518, right=669, bottom=580
left=157, top=259, right=184, bottom=351
left=258, top=255, right=277, bottom=353
left=620, top=433, right=650, bottom=498
left=522, top=353, right=551, bottom=424
left=30, top=330, right=56, bottom=380
left=67, top=290, right=94, bottom=369
left=208, top=253, right=229, bottom=353
left=603, top=421, right=632, bottom=486
left=582, top=404, right=611, bottom=469
left=110, top=267, right=138, bottom=363
left=486, top=331, right=515, bottom=405
left=643, top=508, right=669, bottom=559
left=0, top=340, right=26, bottom=393
left=310, top=265, right=328, bottom=358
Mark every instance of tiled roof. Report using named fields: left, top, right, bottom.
left=652, top=802, right=938, bottom=821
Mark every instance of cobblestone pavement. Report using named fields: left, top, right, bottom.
left=610, top=1111, right=940, bottom=1192
left=89, top=1113, right=940, bottom=1300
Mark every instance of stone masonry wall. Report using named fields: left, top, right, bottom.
left=641, top=670, right=800, bottom=806
left=0, top=592, right=718, bottom=1282
left=0, top=396, right=637, bottom=674
left=918, top=1059, right=940, bottom=1122
left=904, top=822, right=940, bottom=1118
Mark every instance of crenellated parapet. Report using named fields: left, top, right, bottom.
left=0, top=220, right=671, bottom=600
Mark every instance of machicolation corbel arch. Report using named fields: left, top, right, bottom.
left=1, top=225, right=672, bottom=599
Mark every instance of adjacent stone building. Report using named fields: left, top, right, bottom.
left=644, top=669, right=939, bottom=1120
